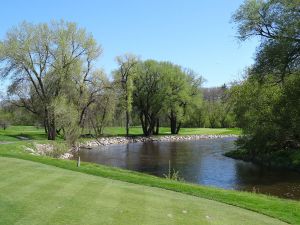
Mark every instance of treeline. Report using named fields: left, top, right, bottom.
left=228, top=0, right=300, bottom=157
left=0, top=21, right=235, bottom=141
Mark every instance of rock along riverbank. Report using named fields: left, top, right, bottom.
left=24, top=134, right=237, bottom=160
left=80, top=134, right=238, bottom=148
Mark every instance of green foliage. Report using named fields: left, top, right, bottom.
left=230, top=77, right=281, bottom=154
left=113, top=54, right=139, bottom=135
left=230, top=72, right=300, bottom=155
left=226, top=147, right=300, bottom=171
left=132, top=60, right=206, bottom=135
left=86, top=83, right=116, bottom=137
left=114, top=54, right=138, bottom=112
left=233, top=0, right=300, bottom=81
left=274, top=73, right=300, bottom=148
left=230, top=0, right=300, bottom=157
left=185, top=95, right=236, bottom=129
left=163, top=65, right=204, bottom=134
left=0, top=20, right=102, bottom=140
left=52, top=96, right=80, bottom=147
left=0, top=109, right=11, bottom=129
left=133, top=60, right=167, bottom=135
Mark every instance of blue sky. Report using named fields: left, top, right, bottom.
left=0, top=0, right=258, bottom=88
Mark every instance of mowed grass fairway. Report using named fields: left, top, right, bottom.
left=0, top=157, right=286, bottom=225
left=0, top=126, right=46, bottom=141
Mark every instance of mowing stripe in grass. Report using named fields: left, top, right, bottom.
left=0, top=157, right=287, bottom=225
left=0, top=143, right=299, bottom=224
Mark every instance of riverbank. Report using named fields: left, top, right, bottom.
left=0, top=126, right=239, bottom=160
left=225, top=149, right=300, bottom=172
left=0, top=126, right=241, bottom=142
left=21, top=134, right=238, bottom=159
left=81, top=134, right=237, bottom=148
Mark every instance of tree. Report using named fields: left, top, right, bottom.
left=0, top=110, right=11, bottom=130
left=161, top=62, right=187, bottom=134
left=132, top=60, right=204, bottom=135
left=76, top=69, right=109, bottom=128
left=52, top=96, right=80, bottom=147
left=229, top=0, right=300, bottom=157
left=133, top=60, right=167, bottom=136
left=233, top=0, right=300, bottom=82
left=86, top=76, right=116, bottom=137
left=0, top=21, right=101, bottom=140
left=114, top=54, right=138, bottom=136
left=163, top=65, right=203, bottom=134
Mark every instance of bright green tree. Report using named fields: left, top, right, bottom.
left=0, top=21, right=101, bottom=140
left=114, top=54, right=138, bottom=136
left=233, top=0, right=300, bottom=82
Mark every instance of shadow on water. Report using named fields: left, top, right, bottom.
left=78, top=137, right=300, bottom=199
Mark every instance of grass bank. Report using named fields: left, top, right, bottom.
left=0, top=157, right=287, bottom=225
left=0, top=126, right=241, bottom=142
left=0, top=142, right=299, bottom=224
left=0, top=126, right=47, bottom=141
left=103, top=126, right=241, bottom=136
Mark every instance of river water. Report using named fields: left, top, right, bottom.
left=78, top=137, right=300, bottom=199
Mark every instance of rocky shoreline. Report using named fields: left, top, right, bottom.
left=24, top=134, right=237, bottom=160
left=80, top=134, right=238, bottom=148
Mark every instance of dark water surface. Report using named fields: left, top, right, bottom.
left=78, top=138, right=300, bottom=199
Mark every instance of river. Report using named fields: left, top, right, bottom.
left=78, top=137, right=300, bottom=199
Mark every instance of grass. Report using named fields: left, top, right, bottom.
left=102, top=126, right=241, bottom=136
left=1, top=126, right=299, bottom=224
left=0, top=126, right=241, bottom=141
left=0, top=157, right=288, bottom=225
left=0, top=126, right=46, bottom=141
left=0, top=142, right=299, bottom=224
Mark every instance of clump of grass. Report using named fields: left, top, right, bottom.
left=164, top=160, right=184, bottom=182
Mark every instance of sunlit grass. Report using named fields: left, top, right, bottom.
left=0, top=157, right=288, bottom=225
left=0, top=126, right=241, bottom=142
left=0, top=142, right=298, bottom=224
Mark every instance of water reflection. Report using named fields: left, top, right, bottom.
left=78, top=138, right=300, bottom=199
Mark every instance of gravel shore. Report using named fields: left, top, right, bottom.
left=80, top=134, right=237, bottom=148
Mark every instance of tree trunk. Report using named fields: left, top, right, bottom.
left=154, top=118, right=160, bottom=135
left=170, top=111, right=182, bottom=134
left=175, top=122, right=181, bottom=134
left=47, top=117, right=56, bottom=140
left=170, top=111, right=177, bottom=134
left=140, top=111, right=156, bottom=136
left=45, top=107, right=56, bottom=140
left=126, top=110, right=129, bottom=136
left=44, top=119, right=48, bottom=134
left=140, top=112, right=147, bottom=135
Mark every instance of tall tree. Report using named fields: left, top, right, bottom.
left=86, top=74, right=116, bottom=137
left=229, top=0, right=300, bottom=156
left=163, top=65, right=203, bottom=134
left=233, top=0, right=300, bottom=82
left=0, top=21, right=101, bottom=140
left=133, top=60, right=167, bottom=136
left=114, top=54, right=138, bottom=136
